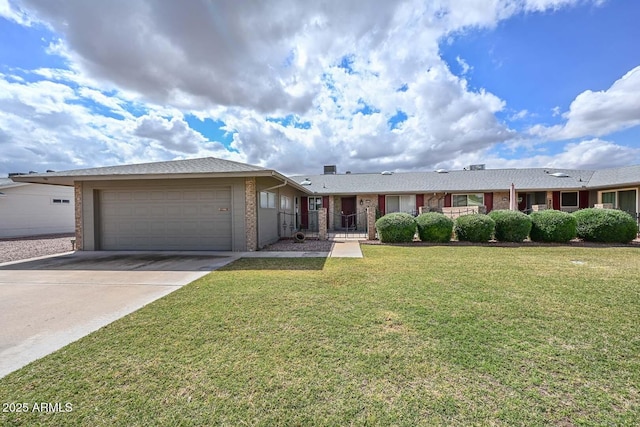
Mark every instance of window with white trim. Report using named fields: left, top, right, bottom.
left=52, top=198, right=71, bottom=205
left=308, top=196, right=323, bottom=211
left=560, top=191, right=578, bottom=209
left=452, top=193, right=484, bottom=207
left=259, top=191, right=276, bottom=209
left=601, top=191, right=616, bottom=206
left=599, top=188, right=637, bottom=214
left=280, top=195, right=291, bottom=210
left=385, top=195, right=416, bottom=214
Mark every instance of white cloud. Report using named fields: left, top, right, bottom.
left=509, top=109, right=529, bottom=121
left=445, top=138, right=639, bottom=171
left=1, top=0, right=618, bottom=176
left=531, top=66, right=640, bottom=140
left=0, top=0, right=32, bottom=25
left=0, top=72, right=234, bottom=175
left=455, top=56, right=472, bottom=75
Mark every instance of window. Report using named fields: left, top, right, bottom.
left=280, top=195, right=291, bottom=210
left=602, top=191, right=616, bottom=206
left=308, top=196, right=323, bottom=211
left=259, top=191, right=276, bottom=209
left=599, top=189, right=637, bottom=214
left=52, top=198, right=70, bottom=204
left=561, top=191, right=578, bottom=208
left=385, top=195, right=416, bottom=214
left=452, top=194, right=484, bottom=207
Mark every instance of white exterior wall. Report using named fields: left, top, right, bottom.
left=0, top=183, right=75, bottom=238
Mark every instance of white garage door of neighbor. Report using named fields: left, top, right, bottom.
left=100, top=187, right=233, bottom=250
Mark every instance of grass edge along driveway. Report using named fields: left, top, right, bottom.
left=1, top=245, right=639, bottom=426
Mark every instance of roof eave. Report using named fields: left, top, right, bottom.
left=11, top=170, right=315, bottom=193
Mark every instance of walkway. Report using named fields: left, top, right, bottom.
left=328, top=240, right=363, bottom=258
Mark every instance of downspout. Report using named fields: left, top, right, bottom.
left=261, top=173, right=289, bottom=192
left=257, top=174, right=289, bottom=244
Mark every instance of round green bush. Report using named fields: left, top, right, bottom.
left=573, top=208, right=637, bottom=243
left=454, top=214, right=495, bottom=243
left=375, top=212, right=417, bottom=243
left=529, top=210, right=577, bottom=243
left=416, top=212, right=454, bottom=243
left=488, top=210, right=532, bottom=242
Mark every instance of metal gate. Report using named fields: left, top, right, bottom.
left=278, top=211, right=320, bottom=239
left=330, top=210, right=368, bottom=238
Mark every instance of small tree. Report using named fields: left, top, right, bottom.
left=375, top=212, right=417, bottom=243
left=530, top=210, right=577, bottom=243
left=454, top=214, right=495, bottom=243
left=489, top=210, right=532, bottom=242
left=416, top=212, right=454, bottom=243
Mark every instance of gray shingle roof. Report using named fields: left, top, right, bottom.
left=587, top=165, right=640, bottom=188
left=10, top=156, right=640, bottom=194
left=291, top=168, right=595, bottom=194
left=20, top=157, right=268, bottom=178
left=10, top=157, right=283, bottom=187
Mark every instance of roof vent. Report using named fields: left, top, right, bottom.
left=324, top=165, right=337, bottom=175
left=381, top=171, right=393, bottom=175
left=300, top=178, right=312, bottom=185
left=469, top=164, right=485, bottom=171
left=550, top=172, right=569, bottom=178
left=435, top=169, right=448, bottom=173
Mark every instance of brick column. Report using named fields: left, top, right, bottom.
left=367, top=207, right=377, bottom=240
left=245, top=177, right=257, bottom=251
left=318, top=208, right=327, bottom=240
left=74, top=182, right=83, bottom=250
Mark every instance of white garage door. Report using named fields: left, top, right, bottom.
left=100, top=187, right=232, bottom=250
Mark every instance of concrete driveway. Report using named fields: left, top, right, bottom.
left=0, top=251, right=236, bottom=378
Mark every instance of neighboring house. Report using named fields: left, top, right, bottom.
left=291, top=166, right=603, bottom=229
left=0, top=178, right=75, bottom=238
left=12, top=158, right=640, bottom=250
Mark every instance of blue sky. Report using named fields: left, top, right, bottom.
left=1, top=0, right=639, bottom=176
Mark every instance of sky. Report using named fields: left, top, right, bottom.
left=0, top=0, right=639, bottom=177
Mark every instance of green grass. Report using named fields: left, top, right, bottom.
left=1, top=246, right=640, bottom=426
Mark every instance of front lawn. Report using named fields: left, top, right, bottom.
left=1, top=246, right=639, bottom=425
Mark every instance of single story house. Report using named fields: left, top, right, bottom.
left=0, top=178, right=75, bottom=238
left=10, top=158, right=307, bottom=251
left=12, top=158, right=640, bottom=251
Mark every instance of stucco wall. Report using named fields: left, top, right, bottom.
left=0, top=183, right=75, bottom=238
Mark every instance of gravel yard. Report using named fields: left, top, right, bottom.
left=260, top=238, right=334, bottom=252
left=0, top=233, right=75, bottom=264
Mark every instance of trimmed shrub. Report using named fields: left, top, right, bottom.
left=529, top=210, right=577, bottom=243
left=416, top=212, right=454, bottom=243
left=573, top=208, right=637, bottom=243
left=375, top=212, right=417, bottom=243
left=489, top=210, right=532, bottom=242
left=454, top=214, right=495, bottom=243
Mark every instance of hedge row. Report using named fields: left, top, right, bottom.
left=374, top=209, right=637, bottom=244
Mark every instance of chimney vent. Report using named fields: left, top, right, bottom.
left=324, top=165, right=337, bottom=175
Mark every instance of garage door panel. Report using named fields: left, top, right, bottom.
left=116, top=192, right=133, bottom=201
left=100, top=186, right=233, bottom=250
left=166, top=191, right=182, bottom=201
left=183, top=206, right=198, bottom=216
